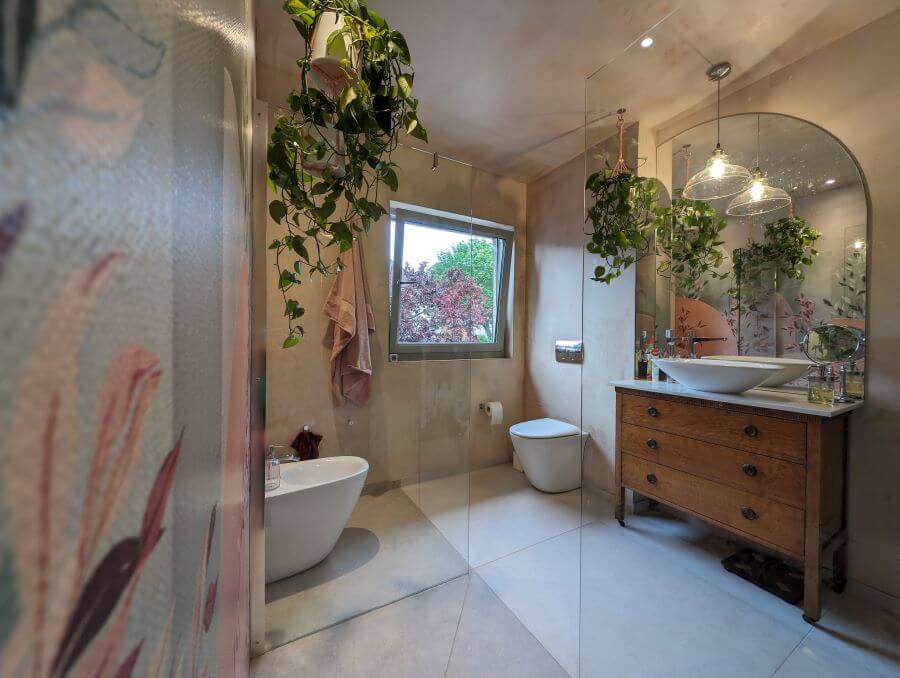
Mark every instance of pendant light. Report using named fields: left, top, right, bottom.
left=726, top=114, right=792, bottom=217
left=683, top=62, right=752, bottom=201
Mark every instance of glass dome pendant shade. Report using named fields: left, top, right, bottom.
left=726, top=168, right=792, bottom=217
left=683, top=144, right=753, bottom=200
left=682, top=61, right=752, bottom=201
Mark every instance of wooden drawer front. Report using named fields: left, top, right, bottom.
left=621, top=394, right=806, bottom=461
left=623, top=454, right=805, bottom=555
left=622, top=424, right=805, bottom=509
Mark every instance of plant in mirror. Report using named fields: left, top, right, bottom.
left=801, top=324, right=863, bottom=365
left=267, top=0, right=427, bottom=347
left=654, top=199, right=728, bottom=299
left=824, top=238, right=866, bottom=319
left=649, top=110, right=868, bottom=364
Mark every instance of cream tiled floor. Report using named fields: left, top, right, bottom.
left=255, top=463, right=900, bottom=677
left=265, top=487, right=468, bottom=649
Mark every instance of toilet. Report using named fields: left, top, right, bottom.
left=509, top=418, right=586, bottom=493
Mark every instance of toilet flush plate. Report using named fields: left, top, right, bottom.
left=555, top=340, right=583, bottom=364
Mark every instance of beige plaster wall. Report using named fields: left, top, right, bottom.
left=650, top=11, right=900, bottom=598
left=524, top=153, right=637, bottom=498
left=263, top=141, right=526, bottom=487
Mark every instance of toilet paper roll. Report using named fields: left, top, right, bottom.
left=484, top=401, right=503, bottom=426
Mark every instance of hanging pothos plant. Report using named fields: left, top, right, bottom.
left=268, top=0, right=427, bottom=348
left=585, top=167, right=660, bottom=284
left=585, top=109, right=661, bottom=284
left=654, top=199, right=728, bottom=299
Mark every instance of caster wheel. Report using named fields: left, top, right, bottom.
left=832, top=577, right=847, bottom=594
left=617, top=519, right=625, bottom=527
left=802, top=614, right=819, bottom=625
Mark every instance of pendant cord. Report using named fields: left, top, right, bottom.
left=716, top=79, right=721, bottom=149
left=755, top=114, right=761, bottom=171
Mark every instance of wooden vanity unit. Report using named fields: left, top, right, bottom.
left=612, top=380, right=862, bottom=622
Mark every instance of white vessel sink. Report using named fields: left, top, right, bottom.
left=654, top=358, right=783, bottom=394
left=702, top=355, right=814, bottom=387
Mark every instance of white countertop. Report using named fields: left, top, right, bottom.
left=610, top=379, right=863, bottom=417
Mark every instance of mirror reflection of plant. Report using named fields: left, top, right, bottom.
left=803, top=323, right=861, bottom=363
left=654, top=199, right=728, bottom=299
left=823, top=246, right=866, bottom=318
left=728, top=216, right=820, bottom=353
left=267, top=0, right=427, bottom=348
left=730, top=216, right=820, bottom=290
left=584, top=165, right=660, bottom=284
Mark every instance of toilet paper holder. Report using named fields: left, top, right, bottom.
left=479, top=400, right=504, bottom=423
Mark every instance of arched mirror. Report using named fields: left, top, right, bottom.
left=650, top=113, right=868, bottom=375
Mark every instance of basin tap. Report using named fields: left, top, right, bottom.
left=686, top=330, right=727, bottom=359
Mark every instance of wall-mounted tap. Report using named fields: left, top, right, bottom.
left=686, top=330, right=727, bottom=359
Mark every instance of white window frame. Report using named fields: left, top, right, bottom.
left=388, top=205, right=513, bottom=360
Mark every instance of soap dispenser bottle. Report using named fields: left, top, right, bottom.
left=265, top=445, right=281, bottom=491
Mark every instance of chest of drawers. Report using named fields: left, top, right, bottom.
left=614, top=386, right=855, bottom=623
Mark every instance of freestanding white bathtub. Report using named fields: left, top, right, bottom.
left=265, top=456, right=369, bottom=583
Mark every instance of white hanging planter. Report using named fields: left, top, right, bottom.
left=309, top=12, right=356, bottom=89
left=302, top=12, right=356, bottom=179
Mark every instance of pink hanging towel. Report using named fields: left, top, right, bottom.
left=323, top=240, right=376, bottom=406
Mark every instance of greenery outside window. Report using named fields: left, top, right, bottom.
left=389, top=204, right=513, bottom=360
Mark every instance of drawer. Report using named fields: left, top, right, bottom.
left=622, top=454, right=805, bottom=555
left=621, top=393, right=806, bottom=462
left=622, top=424, right=805, bottom=509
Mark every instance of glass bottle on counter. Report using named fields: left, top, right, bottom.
left=808, top=365, right=835, bottom=406
left=845, top=360, right=864, bottom=400
left=635, top=330, right=649, bottom=380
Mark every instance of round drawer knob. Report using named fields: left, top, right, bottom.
left=647, top=406, right=659, bottom=417
left=743, top=424, right=759, bottom=437
left=741, top=506, right=757, bottom=521
left=741, top=463, right=758, bottom=477
left=646, top=473, right=658, bottom=485
left=646, top=438, right=658, bottom=450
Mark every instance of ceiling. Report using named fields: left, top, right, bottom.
left=254, top=0, right=899, bottom=183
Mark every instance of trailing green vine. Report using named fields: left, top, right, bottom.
left=654, top=199, right=728, bottom=298
left=267, top=0, right=427, bottom=348
left=584, top=165, right=660, bottom=284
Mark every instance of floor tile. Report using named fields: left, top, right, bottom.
left=773, top=585, right=900, bottom=677
left=467, top=464, right=581, bottom=566
left=445, top=573, right=570, bottom=678
left=614, top=507, right=810, bottom=635
left=265, top=487, right=468, bottom=648
left=402, top=471, right=469, bottom=558
left=404, top=463, right=586, bottom=567
left=579, top=519, right=808, bottom=678
left=477, top=530, right=580, bottom=676
left=253, top=575, right=468, bottom=678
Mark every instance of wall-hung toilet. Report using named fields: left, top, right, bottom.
left=509, top=418, right=586, bottom=493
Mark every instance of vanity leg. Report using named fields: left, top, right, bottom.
left=802, top=558, right=822, bottom=624
left=615, top=486, right=625, bottom=527
left=615, top=394, right=625, bottom=527
left=803, top=420, right=824, bottom=624
left=832, top=541, right=848, bottom=593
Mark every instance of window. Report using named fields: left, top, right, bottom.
left=389, top=205, right=513, bottom=359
